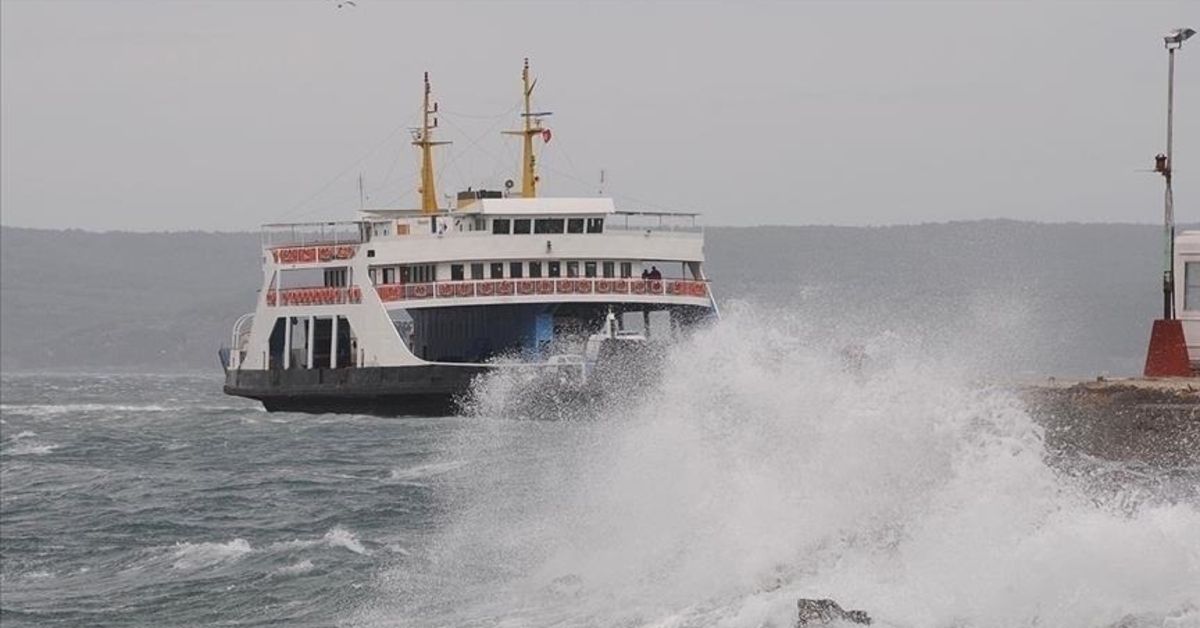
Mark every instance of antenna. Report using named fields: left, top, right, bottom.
left=358, top=172, right=365, bottom=209
left=599, top=169, right=606, bottom=196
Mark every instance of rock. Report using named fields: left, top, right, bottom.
left=797, top=598, right=872, bottom=626
left=1018, top=380, right=1200, bottom=467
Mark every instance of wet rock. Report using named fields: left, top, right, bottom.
left=796, top=598, right=872, bottom=626
left=1019, top=380, right=1200, bottom=467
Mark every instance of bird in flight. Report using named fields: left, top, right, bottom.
left=331, top=0, right=356, bottom=8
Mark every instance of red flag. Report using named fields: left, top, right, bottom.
left=542, top=128, right=552, bottom=144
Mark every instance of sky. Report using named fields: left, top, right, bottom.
left=1, top=0, right=1197, bottom=231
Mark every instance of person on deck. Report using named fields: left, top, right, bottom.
left=648, top=266, right=662, bottom=280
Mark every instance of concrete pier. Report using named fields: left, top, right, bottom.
left=1016, top=378, right=1200, bottom=467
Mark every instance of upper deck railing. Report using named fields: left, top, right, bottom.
left=607, top=211, right=702, bottom=233
left=261, top=209, right=700, bottom=242
left=261, top=221, right=368, bottom=249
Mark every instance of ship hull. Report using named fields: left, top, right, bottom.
left=224, top=364, right=489, bottom=416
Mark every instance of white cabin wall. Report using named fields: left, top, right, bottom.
left=239, top=269, right=280, bottom=370
left=236, top=256, right=427, bottom=370
left=1174, top=232, right=1200, bottom=365
left=364, top=232, right=704, bottom=266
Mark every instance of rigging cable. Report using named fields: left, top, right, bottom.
left=275, top=100, right=425, bottom=220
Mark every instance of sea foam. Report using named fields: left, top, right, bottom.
left=356, top=306, right=1200, bottom=628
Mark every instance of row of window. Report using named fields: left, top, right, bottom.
left=369, top=260, right=641, bottom=285
left=376, top=264, right=436, bottom=285
left=492, top=217, right=605, bottom=235
left=452, top=260, right=634, bottom=281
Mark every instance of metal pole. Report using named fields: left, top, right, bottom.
left=1163, top=46, right=1177, bottom=320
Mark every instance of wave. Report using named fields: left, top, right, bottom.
left=270, top=527, right=370, bottom=556
left=275, top=559, right=315, bottom=576
left=0, top=403, right=259, bottom=418
left=355, top=305, right=1200, bottom=628
left=322, top=527, right=369, bottom=555
left=5, top=442, right=61, bottom=456
left=0, top=403, right=177, bottom=417
left=164, top=526, right=370, bottom=575
left=3, top=430, right=61, bottom=455
left=171, top=538, right=253, bottom=570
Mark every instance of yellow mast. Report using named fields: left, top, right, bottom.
left=503, top=58, right=551, bottom=198
left=414, top=72, right=449, bottom=213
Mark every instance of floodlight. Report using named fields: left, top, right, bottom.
left=1165, top=27, right=1196, bottom=48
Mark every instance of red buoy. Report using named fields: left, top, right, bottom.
left=1144, top=319, right=1192, bottom=377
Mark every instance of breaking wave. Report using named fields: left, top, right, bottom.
left=171, top=539, right=254, bottom=571
left=356, top=305, right=1200, bottom=628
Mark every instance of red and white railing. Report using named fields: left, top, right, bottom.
left=270, top=244, right=358, bottom=265
left=376, top=278, right=708, bottom=303
left=266, top=286, right=363, bottom=306
left=267, top=279, right=709, bottom=306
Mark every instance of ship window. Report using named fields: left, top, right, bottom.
left=1187, top=263, right=1200, bottom=311
left=567, top=218, right=584, bottom=234
left=620, top=262, right=633, bottom=278
left=587, top=218, right=604, bottom=234
left=529, top=261, right=542, bottom=278
left=548, top=261, right=561, bottom=278
left=324, top=268, right=348, bottom=287
left=584, top=261, right=597, bottom=278
left=603, top=261, right=615, bottom=278
left=405, top=264, right=436, bottom=283
left=383, top=267, right=396, bottom=284
left=513, top=219, right=531, bottom=234
left=471, top=263, right=484, bottom=280
left=490, top=263, right=504, bottom=279
left=567, top=261, right=579, bottom=278
left=535, top=219, right=564, bottom=234
left=367, top=249, right=376, bottom=258
left=492, top=219, right=511, bottom=235
left=369, top=268, right=378, bottom=285
left=451, top=264, right=464, bottom=281
left=510, top=262, right=524, bottom=278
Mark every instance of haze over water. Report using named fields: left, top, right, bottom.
left=3, top=305, right=1198, bottom=627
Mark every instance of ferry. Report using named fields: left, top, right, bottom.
left=221, top=60, right=719, bottom=415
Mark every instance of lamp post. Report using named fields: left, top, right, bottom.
left=1159, top=27, right=1195, bottom=319
left=1145, top=27, right=1197, bottom=377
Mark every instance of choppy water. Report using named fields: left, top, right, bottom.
left=2, top=310, right=1199, bottom=627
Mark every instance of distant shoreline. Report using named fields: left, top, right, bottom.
left=1, top=219, right=1183, bottom=236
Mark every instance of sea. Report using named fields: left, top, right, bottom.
left=2, top=308, right=1199, bottom=628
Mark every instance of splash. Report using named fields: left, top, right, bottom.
left=357, top=305, right=1200, bottom=628
left=323, top=527, right=370, bottom=556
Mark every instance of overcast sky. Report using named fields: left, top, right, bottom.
left=1, top=0, right=1197, bottom=231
